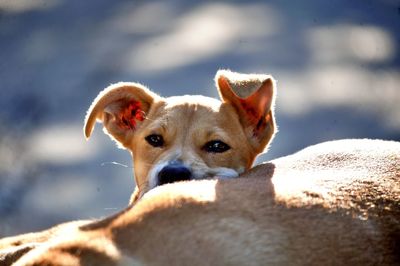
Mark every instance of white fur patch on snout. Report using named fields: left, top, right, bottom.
left=194, top=167, right=241, bottom=180
left=214, top=168, right=239, bottom=179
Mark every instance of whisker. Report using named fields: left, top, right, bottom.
left=103, top=207, right=119, bottom=211
left=100, top=161, right=133, bottom=169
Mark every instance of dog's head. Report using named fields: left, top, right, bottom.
left=84, top=70, right=276, bottom=200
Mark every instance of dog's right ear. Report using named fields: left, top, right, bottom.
left=84, top=82, right=160, bottom=147
left=216, top=70, right=276, bottom=154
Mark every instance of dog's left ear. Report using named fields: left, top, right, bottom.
left=84, top=82, right=160, bottom=148
left=216, top=70, right=276, bottom=153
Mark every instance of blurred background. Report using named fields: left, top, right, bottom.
left=0, top=0, right=399, bottom=237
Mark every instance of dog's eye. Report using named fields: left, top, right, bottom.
left=145, top=134, right=164, bottom=148
left=203, top=140, right=231, bottom=153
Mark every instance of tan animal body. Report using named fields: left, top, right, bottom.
left=84, top=70, right=276, bottom=201
left=1, top=71, right=399, bottom=265
left=1, top=139, right=399, bottom=265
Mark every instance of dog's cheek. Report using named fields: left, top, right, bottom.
left=133, top=143, right=162, bottom=186
left=133, top=157, right=149, bottom=186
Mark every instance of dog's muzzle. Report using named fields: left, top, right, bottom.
left=157, top=160, right=192, bottom=186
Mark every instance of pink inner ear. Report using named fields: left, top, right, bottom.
left=239, top=87, right=271, bottom=121
left=238, top=84, right=273, bottom=137
left=117, top=100, right=145, bottom=130
left=239, top=99, right=259, bottom=123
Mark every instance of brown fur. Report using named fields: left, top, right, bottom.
left=1, top=139, right=399, bottom=265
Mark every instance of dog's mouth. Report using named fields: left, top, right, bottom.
left=134, top=161, right=244, bottom=200
left=141, top=162, right=241, bottom=195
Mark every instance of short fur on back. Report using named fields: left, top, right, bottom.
left=1, top=139, right=399, bottom=266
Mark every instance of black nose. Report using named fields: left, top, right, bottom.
left=158, top=162, right=192, bottom=185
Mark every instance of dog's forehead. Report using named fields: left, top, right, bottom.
left=145, top=95, right=237, bottom=132
left=164, top=95, right=222, bottom=111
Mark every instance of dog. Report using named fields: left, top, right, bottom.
left=1, top=139, right=399, bottom=265
left=84, top=70, right=277, bottom=201
left=1, top=71, right=399, bottom=265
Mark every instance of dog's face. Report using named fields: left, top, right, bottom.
left=132, top=96, right=254, bottom=194
left=84, top=70, right=276, bottom=199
